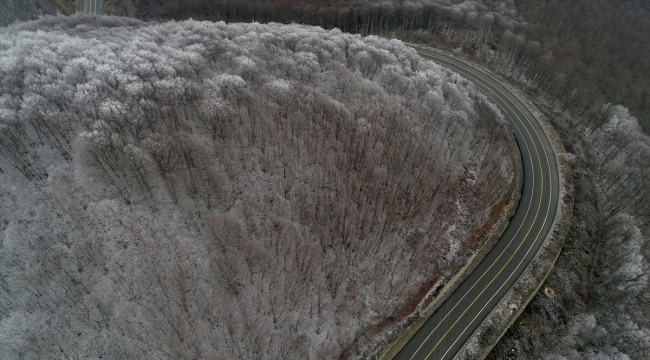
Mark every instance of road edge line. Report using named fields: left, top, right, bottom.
left=436, top=49, right=574, bottom=360
left=378, top=48, right=524, bottom=360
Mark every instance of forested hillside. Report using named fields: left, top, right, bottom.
left=92, top=0, right=648, bottom=131
left=4, top=1, right=649, bottom=358
left=98, top=1, right=650, bottom=356
left=0, top=16, right=515, bottom=358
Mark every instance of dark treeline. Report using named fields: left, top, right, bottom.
left=135, top=0, right=520, bottom=32
left=0, top=0, right=56, bottom=26
left=120, top=0, right=650, bottom=132
left=133, top=0, right=521, bottom=35
left=514, top=0, right=650, bottom=130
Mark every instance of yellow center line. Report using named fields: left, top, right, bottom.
left=419, top=53, right=547, bottom=360
left=407, top=64, right=536, bottom=360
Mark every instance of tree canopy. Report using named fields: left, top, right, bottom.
left=0, top=16, right=515, bottom=359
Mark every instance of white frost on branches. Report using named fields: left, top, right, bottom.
left=0, top=16, right=514, bottom=359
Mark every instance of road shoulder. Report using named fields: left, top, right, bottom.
left=378, top=46, right=524, bottom=360
left=423, top=46, right=575, bottom=360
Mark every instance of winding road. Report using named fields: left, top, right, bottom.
left=392, top=48, right=561, bottom=360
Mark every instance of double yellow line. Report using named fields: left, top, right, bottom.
left=413, top=51, right=550, bottom=360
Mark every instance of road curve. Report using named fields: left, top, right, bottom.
left=393, top=48, right=561, bottom=360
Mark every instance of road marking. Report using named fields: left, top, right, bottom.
left=403, top=51, right=555, bottom=360
left=436, top=62, right=555, bottom=360
left=424, top=94, right=545, bottom=360
left=441, top=166, right=553, bottom=360
left=425, top=53, right=554, bottom=360
left=406, top=71, right=536, bottom=360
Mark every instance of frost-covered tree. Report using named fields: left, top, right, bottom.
left=0, top=15, right=515, bottom=359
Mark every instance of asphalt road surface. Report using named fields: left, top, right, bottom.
left=81, top=0, right=102, bottom=14
left=393, top=48, right=561, bottom=360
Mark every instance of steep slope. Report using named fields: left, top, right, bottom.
left=0, top=16, right=515, bottom=358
